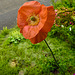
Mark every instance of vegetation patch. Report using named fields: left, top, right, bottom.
left=0, top=26, right=75, bottom=75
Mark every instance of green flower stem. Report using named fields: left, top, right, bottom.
left=44, top=39, right=65, bottom=75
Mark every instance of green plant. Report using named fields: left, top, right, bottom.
left=61, top=0, right=75, bottom=8
left=50, top=0, right=75, bottom=9
left=0, top=27, right=9, bottom=36
left=55, top=7, right=75, bottom=27
left=42, top=59, right=59, bottom=73
left=8, top=30, right=25, bottom=44
left=0, top=27, right=75, bottom=75
left=48, top=24, right=75, bottom=48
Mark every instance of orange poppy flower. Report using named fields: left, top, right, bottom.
left=17, top=1, right=55, bottom=44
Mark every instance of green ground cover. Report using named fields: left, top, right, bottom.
left=0, top=26, right=75, bottom=75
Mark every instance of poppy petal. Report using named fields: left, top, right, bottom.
left=23, top=25, right=39, bottom=39
left=17, top=12, right=28, bottom=29
left=29, top=29, right=48, bottom=44
left=17, top=1, right=41, bottom=29
left=38, top=4, right=47, bottom=30
left=18, top=1, right=41, bottom=16
left=42, top=6, right=55, bottom=32
left=22, top=1, right=41, bottom=6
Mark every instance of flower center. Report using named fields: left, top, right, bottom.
left=30, top=16, right=36, bottom=21
left=27, top=14, right=40, bottom=26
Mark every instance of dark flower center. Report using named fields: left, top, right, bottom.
left=30, top=16, right=36, bottom=21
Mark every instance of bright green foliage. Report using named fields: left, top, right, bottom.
left=55, top=7, right=75, bottom=27
left=50, top=0, right=75, bottom=8
left=50, top=7, right=75, bottom=48
left=0, top=27, right=9, bottom=36
left=8, top=30, right=25, bottom=44
left=0, top=26, right=75, bottom=75
left=48, top=25, right=75, bottom=48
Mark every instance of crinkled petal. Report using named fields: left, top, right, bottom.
left=29, top=29, right=48, bottom=44
left=18, top=1, right=41, bottom=16
left=23, top=25, right=39, bottom=39
left=22, top=1, right=41, bottom=6
left=17, top=12, right=28, bottom=29
left=42, top=6, right=55, bottom=32
left=37, top=4, right=47, bottom=30
left=22, top=4, right=48, bottom=39
left=17, top=1, right=41, bottom=29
